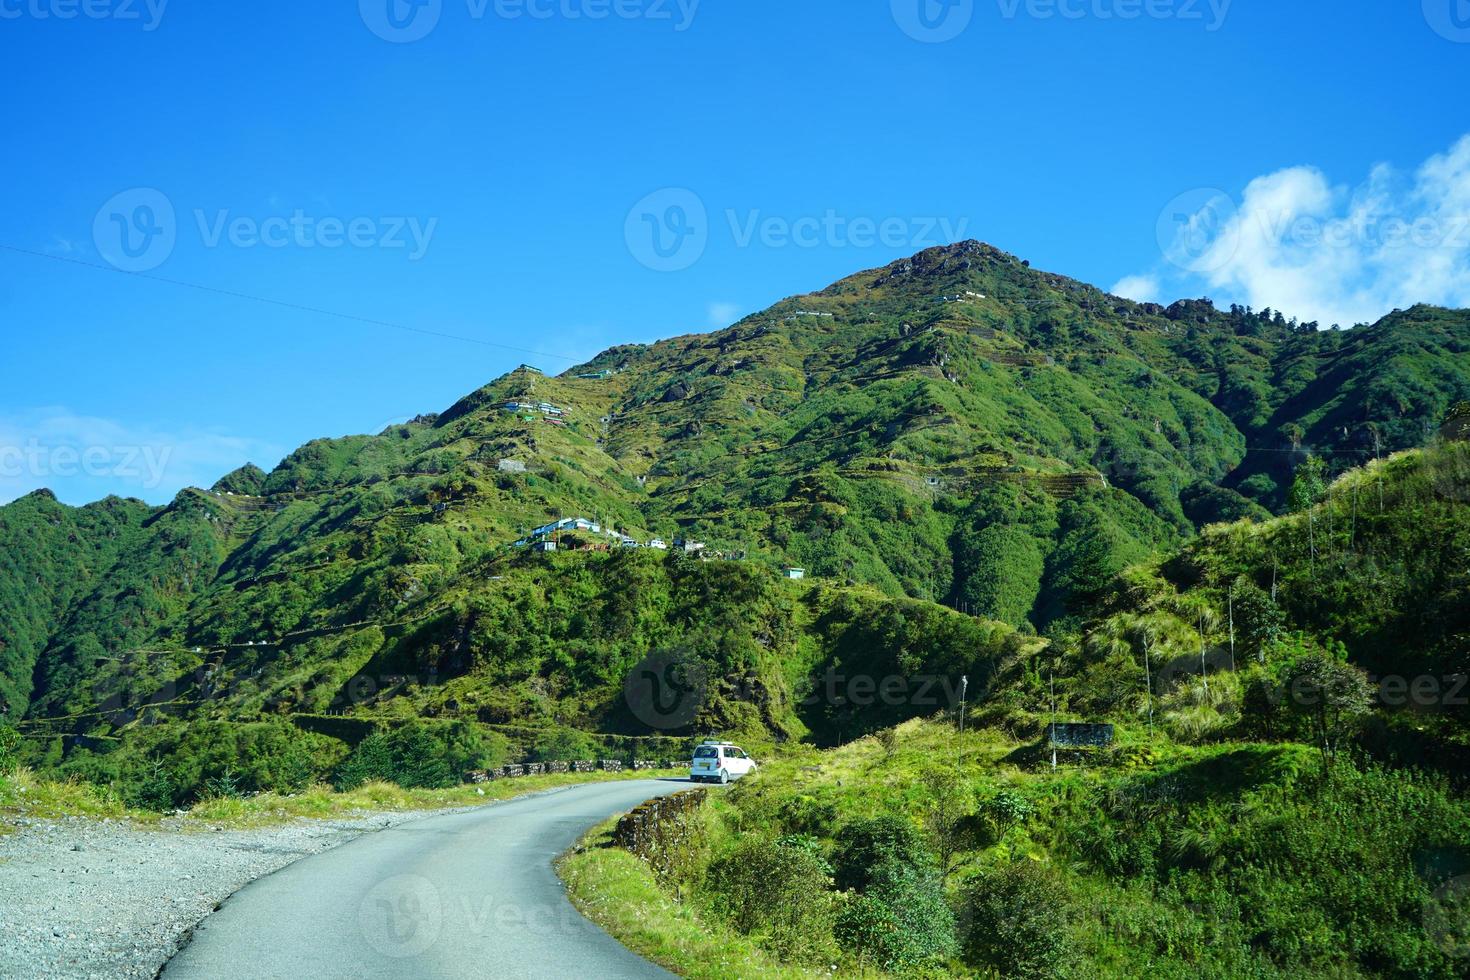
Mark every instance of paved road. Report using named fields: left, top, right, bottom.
left=162, top=779, right=687, bottom=979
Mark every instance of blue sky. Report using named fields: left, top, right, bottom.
left=2, top=0, right=1468, bottom=505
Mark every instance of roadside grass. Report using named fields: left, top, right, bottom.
left=0, top=766, right=682, bottom=832
left=559, top=813, right=842, bottom=980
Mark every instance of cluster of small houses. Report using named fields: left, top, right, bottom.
left=502, top=400, right=567, bottom=427
left=513, top=515, right=806, bottom=578
left=463, top=759, right=672, bottom=782
left=514, top=516, right=702, bottom=555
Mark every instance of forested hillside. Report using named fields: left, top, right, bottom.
left=2, top=242, right=1468, bottom=808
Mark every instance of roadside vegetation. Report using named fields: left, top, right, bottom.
left=566, top=719, right=1470, bottom=979
left=564, top=442, right=1470, bottom=978
left=0, top=758, right=677, bottom=832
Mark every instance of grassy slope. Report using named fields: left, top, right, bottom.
left=559, top=813, right=836, bottom=980
left=568, top=717, right=1470, bottom=979
left=562, top=443, right=1470, bottom=979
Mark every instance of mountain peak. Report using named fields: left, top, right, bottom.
left=211, top=463, right=267, bottom=496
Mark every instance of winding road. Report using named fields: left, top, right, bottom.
left=162, top=779, right=685, bottom=979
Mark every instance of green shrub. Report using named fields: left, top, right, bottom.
left=774, top=833, right=832, bottom=875
left=59, top=719, right=345, bottom=805
left=775, top=793, right=838, bottom=835
left=0, top=724, right=20, bottom=772
left=832, top=813, right=933, bottom=891
left=204, top=767, right=245, bottom=800
left=127, top=759, right=180, bottom=811
left=531, top=727, right=600, bottom=763
left=335, top=720, right=503, bottom=790
left=835, top=858, right=957, bottom=970
left=833, top=895, right=899, bottom=969
left=961, top=861, right=1075, bottom=980
left=705, top=836, right=837, bottom=962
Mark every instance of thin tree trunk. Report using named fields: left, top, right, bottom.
left=1228, top=586, right=1237, bottom=673
left=1351, top=482, right=1359, bottom=550
left=1199, top=611, right=1210, bottom=695
left=1143, top=638, right=1154, bottom=734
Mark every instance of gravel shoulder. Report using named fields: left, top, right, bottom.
left=0, top=805, right=478, bottom=980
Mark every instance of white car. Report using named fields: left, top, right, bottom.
left=689, top=741, right=757, bottom=784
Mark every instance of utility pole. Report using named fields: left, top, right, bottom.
left=956, top=675, right=968, bottom=769
left=1050, top=670, right=1057, bottom=770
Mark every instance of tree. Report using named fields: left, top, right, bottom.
left=962, top=861, right=1074, bottom=980
left=708, top=837, right=837, bottom=962
left=1281, top=649, right=1374, bottom=766
left=957, top=525, right=1046, bottom=626
left=835, top=859, right=957, bottom=970
left=1289, top=455, right=1327, bottom=513
left=1290, top=455, right=1329, bottom=570
left=920, top=768, right=978, bottom=882
left=1232, top=577, right=1284, bottom=663
left=832, top=814, right=933, bottom=892
left=1443, top=401, right=1470, bottom=443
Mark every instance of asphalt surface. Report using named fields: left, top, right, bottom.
left=161, top=779, right=687, bottom=980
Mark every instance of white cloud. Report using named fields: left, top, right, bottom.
left=1109, top=274, right=1162, bottom=303
left=0, top=408, right=283, bottom=506
left=707, top=301, right=742, bottom=328
left=1132, top=134, right=1470, bottom=326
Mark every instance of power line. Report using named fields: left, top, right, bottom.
left=0, top=243, right=583, bottom=364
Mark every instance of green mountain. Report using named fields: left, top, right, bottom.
left=3, top=242, right=1469, bottom=801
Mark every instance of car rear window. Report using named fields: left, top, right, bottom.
left=693, top=746, right=718, bottom=759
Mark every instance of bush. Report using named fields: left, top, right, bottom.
left=335, top=720, right=503, bottom=790
left=127, top=759, right=179, bottom=811
left=835, top=859, right=957, bottom=970
left=832, top=814, right=933, bottom=892
left=0, top=724, right=20, bottom=772
left=531, top=727, right=600, bottom=763
left=706, top=837, right=837, bottom=962
left=961, top=861, right=1075, bottom=980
